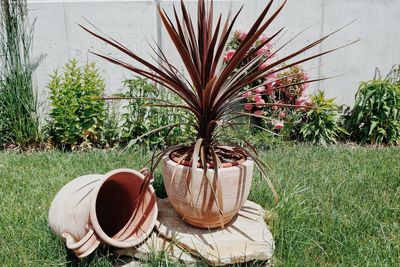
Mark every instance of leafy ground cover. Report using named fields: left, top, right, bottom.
left=0, top=145, right=399, bottom=266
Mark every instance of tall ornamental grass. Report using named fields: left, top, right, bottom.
left=0, top=0, right=40, bottom=148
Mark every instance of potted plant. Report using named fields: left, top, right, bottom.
left=82, top=0, right=353, bottom=228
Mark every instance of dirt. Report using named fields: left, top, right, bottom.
left=170, top=145, right=246, bottom=166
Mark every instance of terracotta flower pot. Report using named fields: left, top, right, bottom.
left=48, top=169, right=157, bottom=258
left=162, top=152, right=254, bottom=229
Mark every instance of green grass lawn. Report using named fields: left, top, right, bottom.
left=0, top=145, right=399, bottom=266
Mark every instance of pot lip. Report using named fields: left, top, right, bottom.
left=89, top=168, right=157, bottom=248
left=168, top=147, right=248, bottom=168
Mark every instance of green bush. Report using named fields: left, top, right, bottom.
left=47, top=59, right=106, bottom=149
left=346, top=80, right=400, bottom=145
left=299, top=90, right=345, bottom=145
left=120, top=77, right=194, bottom=149
left=100, top=101, right=121, bottom=148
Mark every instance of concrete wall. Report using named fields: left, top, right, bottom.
left=27, top=0, right=400, bottom=110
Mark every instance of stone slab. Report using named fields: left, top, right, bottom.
left=155, top=198, right=274, bottom=266
left=114, top=231, right=198, bottom=266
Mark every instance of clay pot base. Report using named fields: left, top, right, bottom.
left=181, top=214, right=233, bottom=229
left=176, top=204, right=239, bottom=229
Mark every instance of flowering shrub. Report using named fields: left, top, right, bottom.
left=276, top=65, right=310, bottom=106
left=226, top=29, right=274, bottom=88
left=226, top=30, right=313, bottom=134
left=245, top=65, right=311, bottom=132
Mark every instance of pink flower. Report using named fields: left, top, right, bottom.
left=224, top=50, right=235, bottom=62
left=265, top=71, right=277, bottom=80
left=244, top=104, right=253, bottom=111
left=236, top=30, right=247, bottom=41
left=242, top=91, right=252, bottom=98
left=295, top=98, right=303, bottom=106
left=301, top=82, right=310, bottom=92
left=279, top=111, right=286, bottom=119
left=265, top=80, right=274, bottom=87
left=265, top=87, right=275, bottom=96
left=254, top=110, right=264, bottom=116
left=253, top=95, right=262, bottom=102
left=295, top=95, right=312, bottom=110
left=253, top=86, right=266, bottom=95
left=295, top=95, right=310, bottom=106
left=272, top=101, right=282, bottom=110
left=256, top=98, right=265, bottom=108
left=258, top=62, right=269, bottom=70
left=258, top=35, right=268, bottom=43
left=274, top=80, right=282, bottom=87
left=274, top=121, right=285, bottom=130
left=256, top=45, right=271, bottom=56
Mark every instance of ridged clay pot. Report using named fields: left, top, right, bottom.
left=48, top=168, right=157, bottom=258
left=162, top=151, right=254, bottom=228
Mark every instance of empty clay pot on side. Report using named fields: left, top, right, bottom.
left=162, top=153, right=254, bottom=229
left=48, top=169, right=157, bottom=258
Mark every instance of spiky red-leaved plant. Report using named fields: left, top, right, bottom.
left=81, top=0, right=355, bottom=203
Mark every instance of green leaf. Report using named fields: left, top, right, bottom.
left=369, top=121, right=379, bottom=135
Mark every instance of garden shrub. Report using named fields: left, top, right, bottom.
left=100, top=101, right=121, bottom=148
left=346, top=80, right=400, bottom=145
left=299, top=90, right=345, bottom=145
left=226, top=32, right=313, bottom=135
left=47, top=59, right=106, bottom=149
left=260, top=65, right=311, bottom=133
left=119, top=77, right=194, bottom=149
left=225, top=29, right=347, bottom=147
left=240, top=62, right=312, bottom=140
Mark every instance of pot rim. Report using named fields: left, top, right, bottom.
left=168, top=148, right=248, bottom=169
left=89, top=168, right=157, bottom=248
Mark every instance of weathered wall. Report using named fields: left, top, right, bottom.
left=27, top=0, right=400, bottom=109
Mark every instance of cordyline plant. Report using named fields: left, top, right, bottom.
left=81, top=0, right=355, bottom=203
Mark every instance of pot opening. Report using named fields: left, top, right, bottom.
left=170, top=146, right=247, bottom=168
left=95, top=172, right=142, bottom=239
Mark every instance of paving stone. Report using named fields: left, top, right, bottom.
left=115, top=231, right=198, bottom=266
left=155, top=198, right=274, bottom=266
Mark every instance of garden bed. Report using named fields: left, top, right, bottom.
left=0, top=145, right=399, bottom=266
